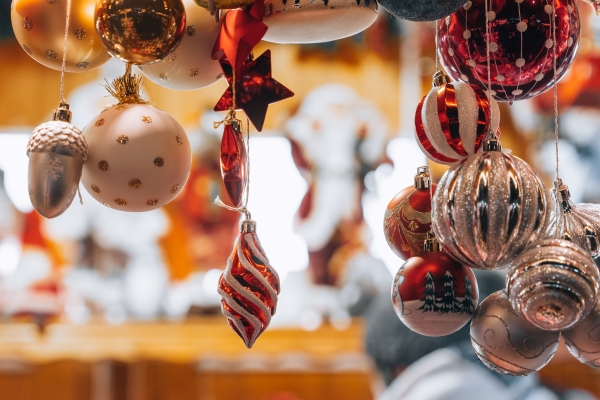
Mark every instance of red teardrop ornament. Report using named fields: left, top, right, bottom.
left=220, top=123, right=247, bottom=208
left=218, top=220, right=280, bottom=348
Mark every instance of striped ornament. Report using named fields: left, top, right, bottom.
left=218, top=222, right=280, bottom=348
left=432, top=145, right=547, bottom=270
left=415, top=81, right=500, bottom=165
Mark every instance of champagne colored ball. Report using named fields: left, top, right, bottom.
left=11, top=0, right=111, bottom=72
left=138, top=0, right=222, bottom=90
left=81, top=104, right=191, bottom=211
left=507, top=239, right=599, bottom=331
left=432, top=149, right=547, bottom=270
left=262, top=0, right=378, bottom=44
left=94, top=0, right=186, bottom=65
left=562, top=300, right=600, bottom=368
left=391, top=251, right=478, bottom=337
left=470, top=290, right=560, bottom=376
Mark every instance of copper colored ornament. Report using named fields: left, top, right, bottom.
left=562, top=300, right=600, bottom=368
left=391, top=233, right=479, bottom=337
left=11, top=0, right=110, bottom=72
left=438, top=0, right=579, bottom=102
left=261, top=0, right=378, bottom=44
left=138, top=0, right=223, bottom=90
left=27, top=103, right=88, bottom=219
left=94, top=0, right=186, bottom=65
left=432, top=138, right=547, bottom=270
left=218, top=219, right=280, bottom=348
left=507, top=238, right=599, bottom=332
left=214, top=51, right=294, bottom=132
left=212, top=0, right=267, bottom=70
left=81, top=74, right=191, bottom=211
left=415, top=72, right=500, bottom=165
left=544, top=179, right=600, bottom=258
left=384, top=166, right=436, bottom=260
left=220, top=121, right=247, bottom=208
left=470, top=290, right=560, bottom=376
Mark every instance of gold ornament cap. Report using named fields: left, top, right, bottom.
left=241, top=219, right=257, bottom=233
left=53, top=103, right=72, bottom=123
left=554, top=179, right=572, bottom=212
left=423, top=232, right=442, bottom=253
left=433, top=71, right=450, bottom=87
left=483, top=135, right=502, bottom=152
left=414, top=166, right=431, bottom=189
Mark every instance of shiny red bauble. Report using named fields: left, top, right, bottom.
left=438, top=0, right=579, bottom=102
left=220, top=123, right=247, bottom=208
left=384, top=183, right=437, bottom=260
left=392, top=251, right=479, bottom=337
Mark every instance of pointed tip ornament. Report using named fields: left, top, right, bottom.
left=220, top=121, right=248, bottom=208
left=218, top=219, right=280, bottom=348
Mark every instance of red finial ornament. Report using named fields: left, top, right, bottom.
left=218, top=219, right=281, bottom=348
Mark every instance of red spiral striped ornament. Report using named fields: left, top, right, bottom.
left=218, top=219, right=280, bottom=348
left=415, top=73, right=500, bottom=165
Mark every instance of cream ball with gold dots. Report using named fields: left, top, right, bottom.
left=137, top=0, right=223, bottom=90
left=81, top=103, right=191, bottom=212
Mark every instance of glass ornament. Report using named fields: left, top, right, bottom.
left=81, top=74, right=191, bottom=211
left=384, top=166, right=436, bottom=260
left=220, top=122, right=247, bottom=208
left=432, top=138, right=547, bottom=270
left=218, top=219, right=280, bottom=348
left=377, top=0, right=465, bottom=21
left=415, top=72, right=500, bottom=165
left=94, top=0, right=186, bottom=65
left=11, top=0, right=111, bottom=72
left=507, top=238, right=599, bottom=331
left=438, top=0, right=580, bottom=102
left=262, top=0, right=378, bottom=44
left=391, top=233, right=479, bottom=337
left=470, top=290, right=560, bottom=376
left=27, top=104, right=88, bottom=219
left=544, top=179, right=600, bottom=258
left=562, top=300, right=600, bottom=368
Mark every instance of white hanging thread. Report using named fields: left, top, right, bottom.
left=59, top=0, right=72, bottom=104
left=552, top=0, right=560, bottom=182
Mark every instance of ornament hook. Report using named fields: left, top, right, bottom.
left=423, top=232, right=442, bottom=253
left=553, top=178, right=572, bottom=213
left=414, top=166, right=431, bottom=189
left=432, top=71, right=450, bottom=87
left=483, top=134, right=502, bottom=152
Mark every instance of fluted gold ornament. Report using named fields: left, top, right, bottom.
left=94, top=0, right=186, bottom=65
left=27, top=103, right=88, bottom=219
left=11, top=0, right=111, bottom=72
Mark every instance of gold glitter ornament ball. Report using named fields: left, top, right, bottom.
left=11, top=0, right=111, bottom=72
left=81, top=104, right=191, bottom=211
left=138, top=0, right=222, bottom=90
left=94, top=0, right=186, bottom=65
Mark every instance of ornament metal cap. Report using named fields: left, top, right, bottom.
left=554, top=179, right=572, bottom=212
left=432, top=71, right=450, bottom=87
left=53, top=103, right=72, bottom=123
left=423, top=232, right=442, bottom=252
left=241, top=219, right=257, bottom=233
left=584, top=0, right=600, bottom=15
left=414, top=166, right=431, bottom=189
left=483, top=135, right=502, bottom=152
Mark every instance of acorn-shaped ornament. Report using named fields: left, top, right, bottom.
left=27, top=103, right=88, bottom=218
left=384, top=166, right=436, bottom=260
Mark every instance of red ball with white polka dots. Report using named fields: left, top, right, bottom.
left=437, top=0, right=579, bottom=103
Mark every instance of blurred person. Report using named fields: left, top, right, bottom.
left=364, top=271, right=592, bottom=400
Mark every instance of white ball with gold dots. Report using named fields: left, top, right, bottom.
left=81, top=104, right=192, bottom=212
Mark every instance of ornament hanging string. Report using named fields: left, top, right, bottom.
left=552, top=0, right=560, bottom=183
left=59, top=0, right=72, bottom=105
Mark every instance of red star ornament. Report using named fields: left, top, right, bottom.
left=212, top=0, right=267, bottom=70
left=214, top=50, right=294, bottom=132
